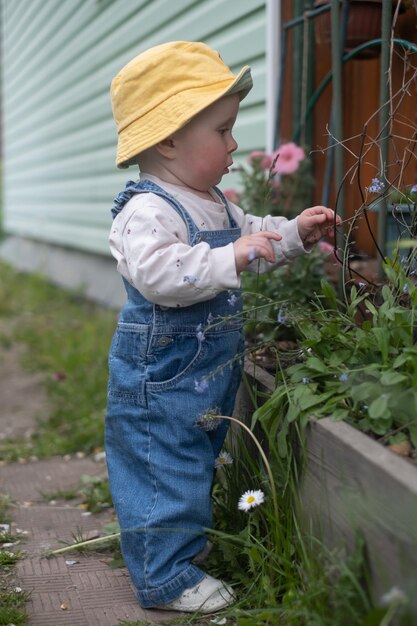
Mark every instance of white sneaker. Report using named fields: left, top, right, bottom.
left=155, top=574, right=235, bottom=613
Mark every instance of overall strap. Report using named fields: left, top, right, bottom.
left=111, top=179, right=238, bottom=239
left=212, top=186, right=239, bottom=229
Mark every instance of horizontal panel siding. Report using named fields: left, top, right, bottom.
left=1, top=0, right=267, bottom=255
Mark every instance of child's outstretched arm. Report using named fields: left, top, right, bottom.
left=233, top=231, right=282, bottom=273
left=297, top=206, right=340, bottom=247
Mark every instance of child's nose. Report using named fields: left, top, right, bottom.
left=228, top=135, right=238, bottom=153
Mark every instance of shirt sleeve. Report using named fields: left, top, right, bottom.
left=226, top=201, right=309, bottom=273
left=109, top=194, right=240, bottom=307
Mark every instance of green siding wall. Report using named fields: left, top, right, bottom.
left=1, top=0, right=267, bottom=255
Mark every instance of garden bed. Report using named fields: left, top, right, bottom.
left=234, top=360, right=417, bottom=617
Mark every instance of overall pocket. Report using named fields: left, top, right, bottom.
left=107, top=323, right=149, bottom=405
left=146, top=331, right=206, bottom=390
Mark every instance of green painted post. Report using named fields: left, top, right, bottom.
left=330, top=0, right=345, bottom=259
left=378, top=0, right=392, bottom=276
left=292, top=0, right=304, bottom=138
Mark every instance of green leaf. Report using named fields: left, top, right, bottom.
left=329, top=409, right=350, bottom=422
left=359, top=607, right=390, bottom=626
left=351, top=382, right=381, bottom=402
left=380, top=371, right=408, bottom=385
left=364, top=299, right=378, bottom=317
left=298, top=391, right=326, bottom=411
left=369, top=416, right=393, bottom=435
left=388, top=432, right=408, bottom=445
left=408, top=425, right=417, bottom=448
left=368, top=394, right=389, bottom=419
left=371, top=327, right=389, bottom=363
left=381, top=284, right=394, bottom=303
left=320, top=279, right=338, bottom=308
left=277, top=423, right=289, bottom=458
left=286, top=402, right=300, bottom=423
left=305, top=357, right=327, bottom=373
left=328, top=351, right=351, bottom=367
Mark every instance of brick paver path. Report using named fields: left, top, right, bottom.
left=0, top=335, right=184, bottom=625
left=1, top=456, right=181, bottom=625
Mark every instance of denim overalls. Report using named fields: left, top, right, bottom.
left=105, top=179, right=244, bottom=607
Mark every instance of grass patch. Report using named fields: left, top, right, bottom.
left=0, top=261, right=117, bottom=461
left=0, top=496, right=28, bottom=626
left=78, top=474, right=112, bottom=513
left=0, top=496, right=12, bottom=524
left=42, top=474, right=112, bottom=513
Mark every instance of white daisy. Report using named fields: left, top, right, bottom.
left=214, top=451, right=233, bottom=469
left=238, top=489, right=265, bottom=512
left=380, top=586, right=407, bottom=607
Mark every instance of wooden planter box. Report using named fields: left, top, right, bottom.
left=234, top=361, right=417, bottom=615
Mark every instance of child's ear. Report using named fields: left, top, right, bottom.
left=155, top=137, right=176, bottom=159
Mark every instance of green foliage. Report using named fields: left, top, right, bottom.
left=79, top=474, right=112, bottom=513
left=253, top=258, right=417, bottom=453
left=0, top=549, right=23, bottom=566
left=0, top=592, right=29, bottom=626
left=0, top=496, right=28, bottom=626
left=388, top=183, right=417, bottom=206
left=203, top=429, right=385, bottom=626
left=242, top=248, right=329, bottom=344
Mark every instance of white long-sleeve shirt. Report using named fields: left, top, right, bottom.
left=109, top=173, right=307, bottom=308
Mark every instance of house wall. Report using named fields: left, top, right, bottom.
left=0, top=0, right=270, bottom=305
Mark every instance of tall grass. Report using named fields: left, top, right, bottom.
left=196, top=425, right=388, bottom=626
left=0, top=261, right=117, bottom=460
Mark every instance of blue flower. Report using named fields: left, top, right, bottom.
left=339, top=372, right=349, bottom=383
left=277, top=306, right=288, bottom=325
left=368, top=177, right=385, bottom=193
left=302, top=377, right=311, bottom=384
left=196, top=323, right=205, bottom=342
left=227, top=293, right=238, bottom=307
left=183, top=274, right=199, bottom=284
left=358, top=282, right=366, bottom=290
left=194, top=379, right=209, bottom=393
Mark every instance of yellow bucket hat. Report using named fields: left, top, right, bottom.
left=111, top=41, right=253, bottom=168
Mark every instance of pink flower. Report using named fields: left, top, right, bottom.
left=271, top=142, right=305, bottom=175
left=223, top=188, right=239, bottom=204
left=318, top=240, right=334, bottom=254
left=248, top=151, right=273, bottom=170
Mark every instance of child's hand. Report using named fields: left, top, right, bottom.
left=297, top=206, right=340, bottom=247
left=233, top=231, right=282, bottom=273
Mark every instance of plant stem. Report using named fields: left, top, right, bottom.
left=48, top=532, right=120, bottom=555
left=48, top=416, right=279, bottom=556
left=218, top=414, right=280, bottom=522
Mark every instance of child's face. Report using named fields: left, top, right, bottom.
left=170, top=94, right=240, bottom=192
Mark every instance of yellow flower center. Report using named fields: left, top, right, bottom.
left=247, top=496, right=255, bottom=503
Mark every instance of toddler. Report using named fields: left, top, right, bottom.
left=105, top=40, right=337, bottom=614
